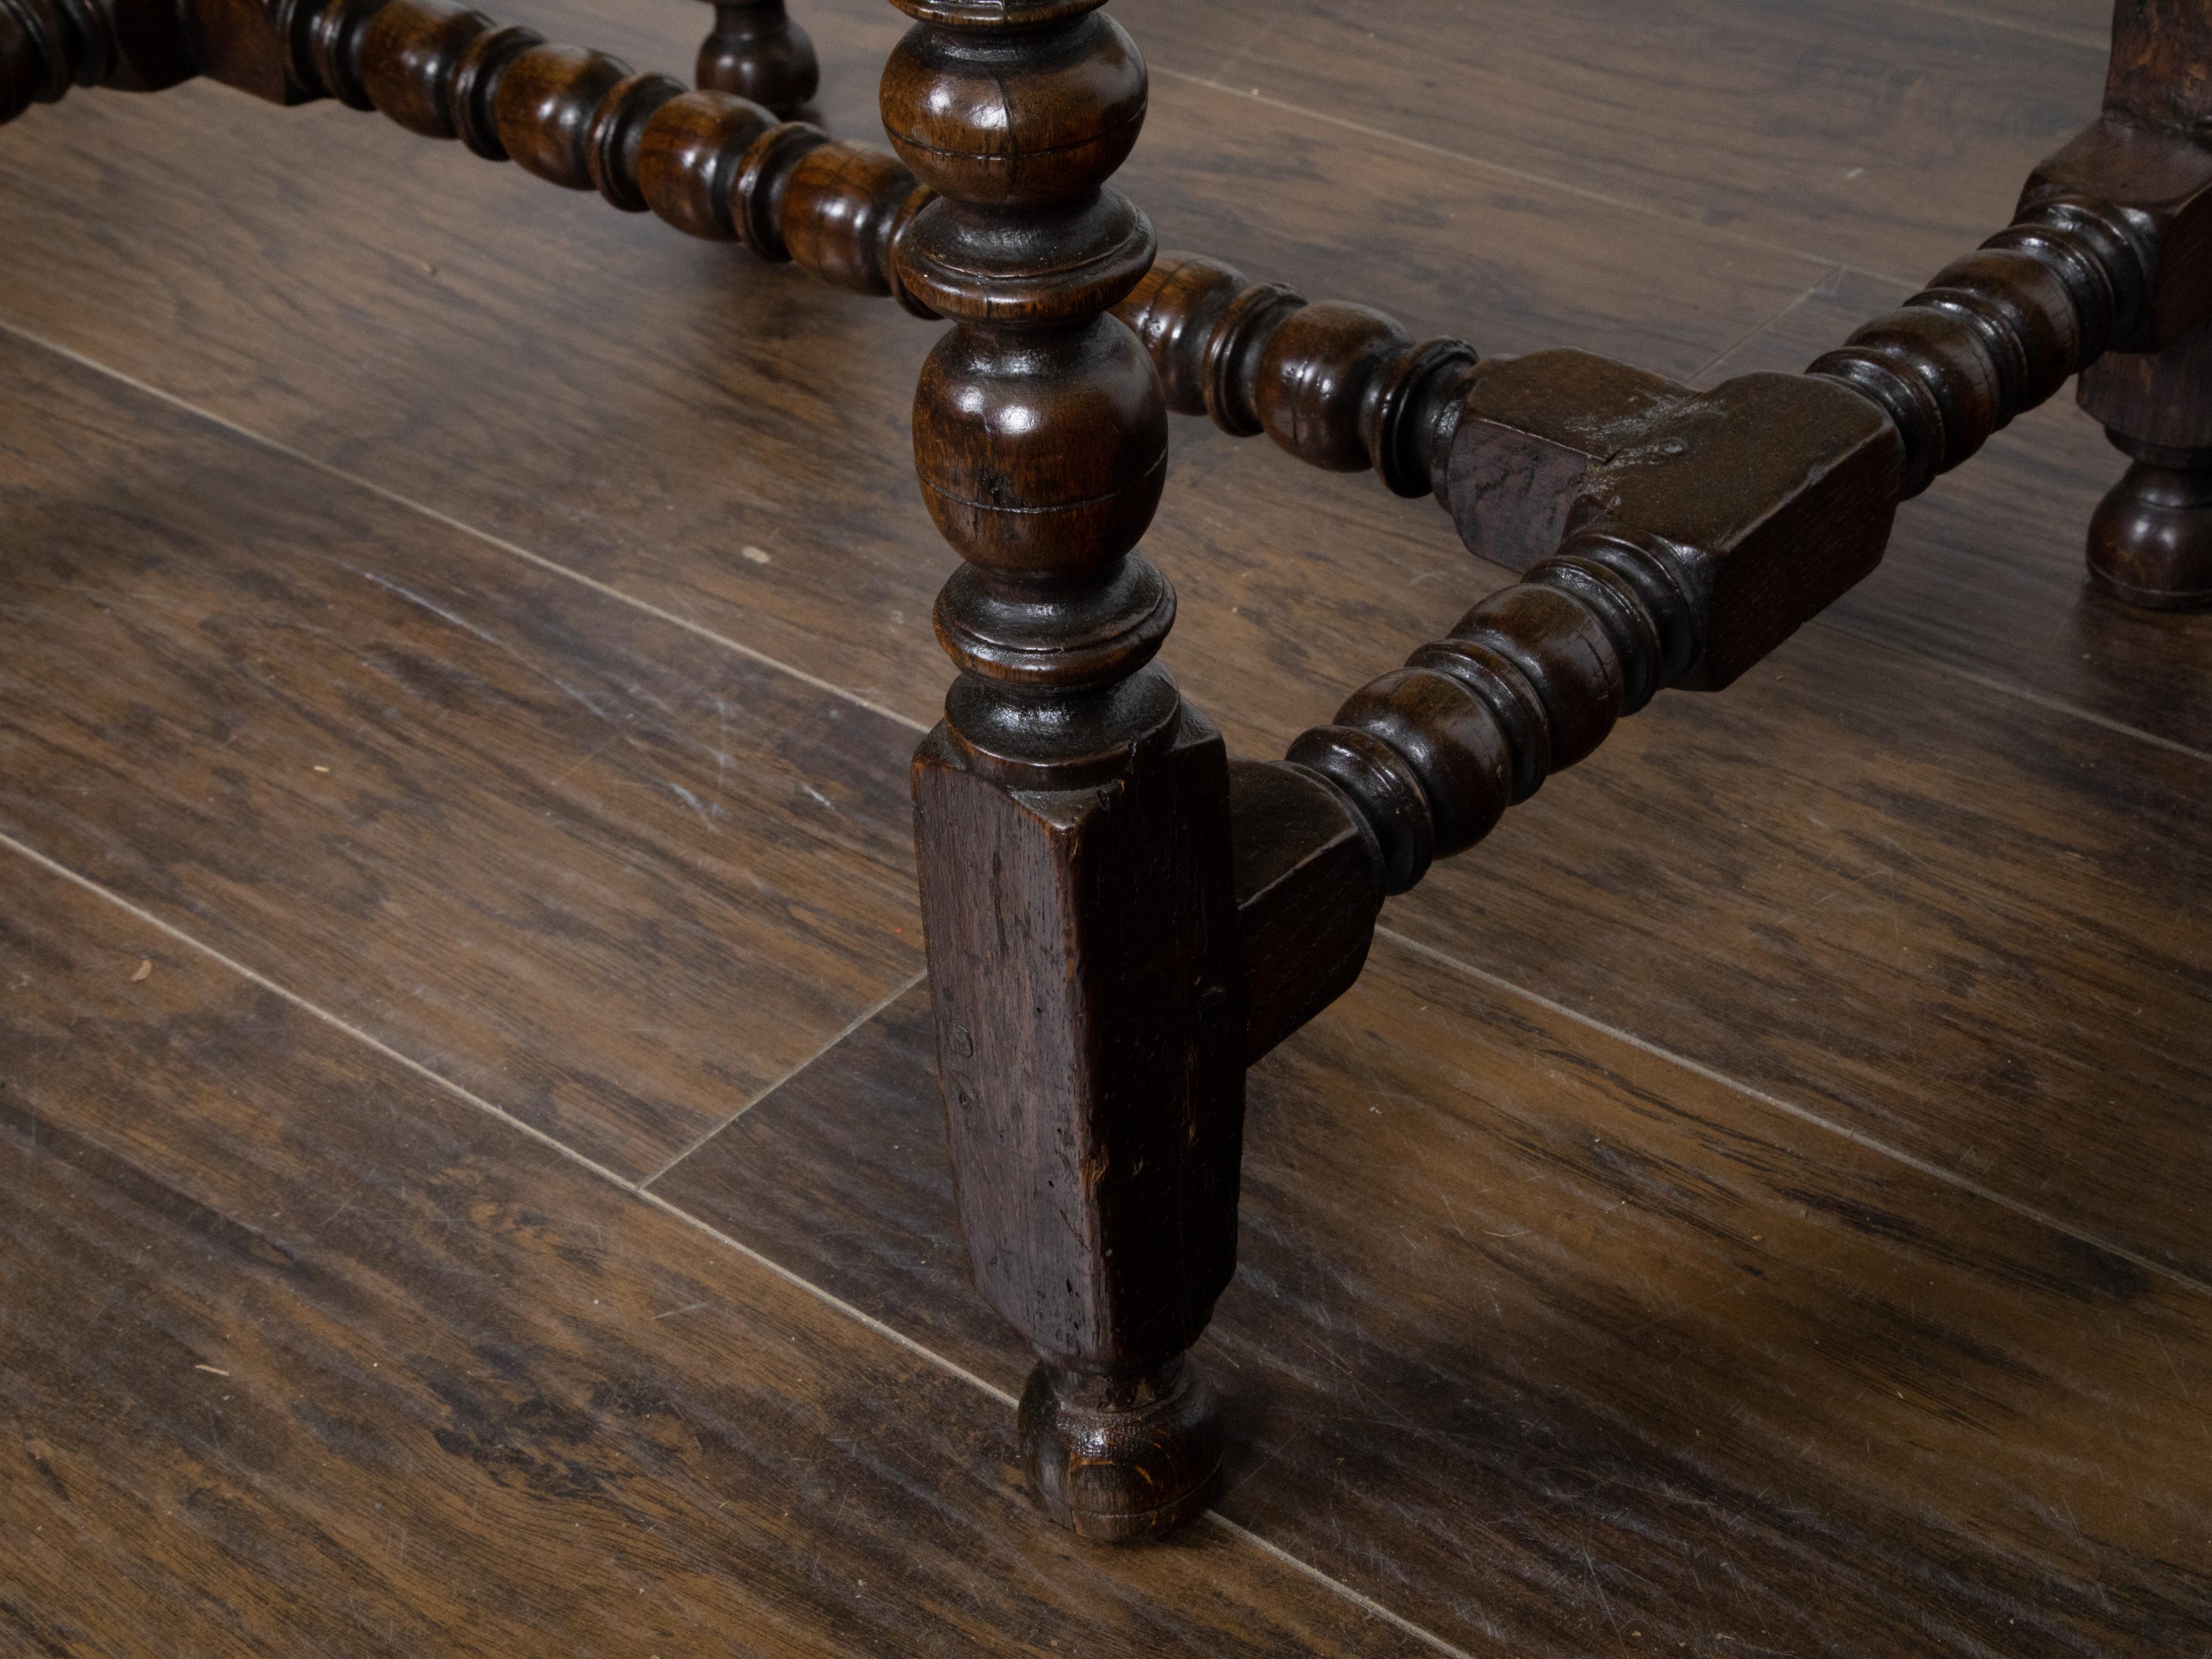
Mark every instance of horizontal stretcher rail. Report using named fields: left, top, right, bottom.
left=7, top=0, right=2208, bottom=1551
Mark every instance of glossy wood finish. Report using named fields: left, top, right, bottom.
left=0, top=0, right=938, bottom=303
left=1258, top=5, right=2209, bottom=1034
left=1115, top=251, right=1478, bottom=499
left=693, top=0, right=815, bottom=115
left=4, top=0, right=2212, bottom=1610
left=1285, top=358, right=1898, bottom=896
left=0, top=0, right=1828, bottom=739
left=336, top=0, right=932, bottom=304
left=2085, top=425, right=2212, bottom=605
left=885, top=0, right=1243, bottom=1543
left=886, top=0, right=2212, bottom=1533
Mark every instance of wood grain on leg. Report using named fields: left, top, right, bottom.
left=884, top=0, right=1244, bottom=1542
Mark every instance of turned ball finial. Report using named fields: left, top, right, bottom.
left=694, top=0, right=816, bottom=117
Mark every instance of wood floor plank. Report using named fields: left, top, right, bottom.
left=4, top=0, right=2190, bottom=769
left=4, top=2, right=2207, bottom=1645
left=1391, top=614, right=2212, bottom=1285
left=0, top=851, right=1447, bottom=1659
left=5, top=0, right=2203, bottom=1309
left=1693, top=267, right=2212, bottom=753
left=1113, top=0, right=2112, bottom=284
left=651, top=946, right=2212, bottom=1658
left=1887, top=0, right=2107, bottom=50
left=0, top=331, right=924, bottom=1182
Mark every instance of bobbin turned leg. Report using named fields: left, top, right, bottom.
left=2079, top=324, right=2212, bottom=609
left=2028, top=2, right=2212, bottom=609
left=882, top=0, right=1244, bottom=1541
left=693, top=0, right=815, bottom=116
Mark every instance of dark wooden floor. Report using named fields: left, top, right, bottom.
left=3, top=0, right=2209, bottom=1653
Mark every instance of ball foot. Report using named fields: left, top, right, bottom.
left=2087, top=434, right=2212, bottom=611
left=695, top=0, right=818, bottom=117
left=1018, top=1355, right=1222, bottom=1544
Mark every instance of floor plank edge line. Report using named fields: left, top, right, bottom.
left=0, top=825, right=1481, bottom=1656
left=1149, top=65, right=1892, bottom=289
left=1685, top=268, right=1845, bottom=384
left=1885, top=0, right=2108, bottom=51
left=1202, top=1515, right=1485, bottom=1659
left=0, top=826, right=650, bottom=1191
left=0, top=319, right=935, bottom=738
left=1827, top=613, right=2212, bottom=769
left=0, top=825, right=1004, bottom=1397
left=1373, top=923, right=2212, bottom=1305
left=639, top=968, right=931, bottom=1190
left=631, top=1187, right=1020, bottom=1410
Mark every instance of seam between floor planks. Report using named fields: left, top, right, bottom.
left=1880, top=0, right=2109, bottom=51
left=1820, top=617, right=2212, bottom=767
left=0, top=825, right=1478, bottom=1659
left=1681, top=269, right=1848, bottom=385
left=0, top=323, right=934, bottom=739
left=1375, top=925, right=2212, bottom=1306
left=7, top=319, right=2198, bottom=773
left=637, top=969, right=930, bottom=1190
left=9, top=321, right=2208, bottom=1293
left=1149, top=65, right=1928, bottom=293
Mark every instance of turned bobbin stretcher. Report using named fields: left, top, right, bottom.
left=4, top=0, right=2206, bottom=1545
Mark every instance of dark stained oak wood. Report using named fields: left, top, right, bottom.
left=1231, top=757, right=1381, bottom=1064
left=160, top=0, right=941, bottom=307
left=3, top=0, right=2207, bottom=1594
left=8, top=0, right=2200, bottom=755
left=886, top=0, right=1245, bottom=1542
left=653, top=942, right=2212, bottom=1657
left=1277, top=74, right=2206, bottom=997
left=0, top=855, right=1449, bottom=1658
left=2083, top=422, right=2212, bottom=607
left=0, top=330, right=924, bottom=1182
left=1116, top=250, right=1478, bottom=500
